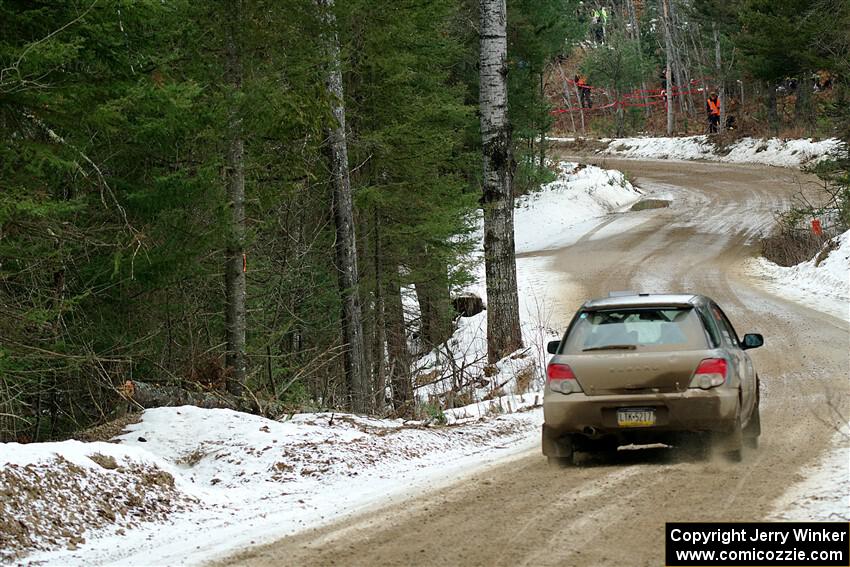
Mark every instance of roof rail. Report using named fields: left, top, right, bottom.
left=608, top=290, right=638, bottom=297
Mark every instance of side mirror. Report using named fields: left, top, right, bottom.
left=741, top=333, right=764, bottom=350
left=547, top=340, right=560, bottom=354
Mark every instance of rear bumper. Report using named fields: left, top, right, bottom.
left=543, top=387, right=739, bottom=438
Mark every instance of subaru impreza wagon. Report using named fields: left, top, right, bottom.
left=542, top=293, right=763, bottom=465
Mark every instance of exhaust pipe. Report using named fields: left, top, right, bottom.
left=583, top=426, right=598, bottom=437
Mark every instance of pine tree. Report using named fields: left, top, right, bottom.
left=315, top=0, right=370, bottom=413
left=224, top=0, right=247, bottom=396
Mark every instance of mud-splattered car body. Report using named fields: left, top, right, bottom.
left=542, top=293, right=763, bottom=464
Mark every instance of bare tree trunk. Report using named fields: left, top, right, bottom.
left=666, top=0, right=687, bottom=115
left=627, top=0, right=652, bottom=117
left=660, top=0, right=675, bottom=135
left=316, top=0, right=370, bottom=413
left=572, top=80, right=586, bottom=134
left=413, top=260, right=453, bottom=348
left=713, top=24, right=726, bottom=131
left=479, top=0, right=523, bottom=363
left=627, top=0, right=639, bottom=41
left=767, top=82, right=779, bottom=134
left=224, top=0, right=246, bottom=397
left=555, top=64, right=577, bottom=134
left=385, top=270, right=411, bottom=411
left=616, top=99, right=625, bottom=137
left=538, top=71, right=546, bottom=168
left=372, top=212, right=387, bottom=410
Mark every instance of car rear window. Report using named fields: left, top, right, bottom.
left=563, top=307, right=709, bottom=353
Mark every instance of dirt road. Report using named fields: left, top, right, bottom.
left=217, top=159, right=849, bottom=567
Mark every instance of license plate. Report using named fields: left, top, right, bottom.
left=617, top=408, right=656, bottom=427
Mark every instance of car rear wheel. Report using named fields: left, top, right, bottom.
left=714, top=415, right=743, bottom=462
left=542, top=427, right=575, bottom=466
left=743, top=381, right=761, bottom=449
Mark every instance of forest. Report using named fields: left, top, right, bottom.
left=1, top=0, right=848, bottom=442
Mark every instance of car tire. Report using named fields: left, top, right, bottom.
left=743, top=406, right=760, bottom=449
left=714, top=415, right=743, bottom=462
left=543, top=428, right=575, bottom=466
left=743, top=381, right=761, bottom=450
left=724, top=446, right=743, bottom=462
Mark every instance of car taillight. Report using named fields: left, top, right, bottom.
left=547, top=363, right=575, bottom=380
left=546, top=363, right=582, bottom=394
left=690, top=358, right=727, bottom=389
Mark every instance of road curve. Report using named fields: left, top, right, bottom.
left=214, top=159, right=849, bottom=567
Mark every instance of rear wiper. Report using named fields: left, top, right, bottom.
left=582, top=344, right=637, bottom=352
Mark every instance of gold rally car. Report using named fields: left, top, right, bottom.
left=542, top=293, right=763, bottom=465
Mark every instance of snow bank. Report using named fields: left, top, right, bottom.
left=515, top=162, right=642, bottom=254
left=591, top=136, right=842, bottom=168
left=114, top=405, right=538, bottom=499
left=0, top=441, right=200, bottom=562
left=747, top=230, right=850, bottom=322
left=18, top=403, right=540, bottom=566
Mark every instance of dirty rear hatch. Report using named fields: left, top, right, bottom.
left=556, top=305, right=711, bottom=395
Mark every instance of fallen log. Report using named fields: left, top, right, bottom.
left=120, top=380, right=287, bottom=417
left=121, top=380, right=242, bottom=409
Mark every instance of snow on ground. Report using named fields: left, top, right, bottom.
left=4, top=160, right=642, bottom=566
left=514, top=162, right=642, bottom=254
left=14, top=403, right=540, bottom=566
left=747, top=230, right=850, bottom=323
left=0, top=441, right=201, bottom=563
left=770, top=430, right=850, bottom=522
left=555, top=135, right=843, bottom=168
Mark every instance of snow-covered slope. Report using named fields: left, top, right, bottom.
left=748, top=230, right=850, bottom=322
left=514, top=162, right=642, bottom=253
left=0, top=440, right=202, bottom=562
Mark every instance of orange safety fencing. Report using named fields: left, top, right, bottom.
left=551, top=77, right=713, bottom=114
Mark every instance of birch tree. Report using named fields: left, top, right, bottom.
left=660, top=0, right=675, bottom=135
left=224, top=0, right=246, bottom=396
left=479, top=0, right=523, bottom=363
left=315, top=0, right=370, bottom=413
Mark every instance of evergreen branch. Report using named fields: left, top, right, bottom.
left=0, top=0, right=100, bottom=91
left=20, top=110, right=138, bottom=243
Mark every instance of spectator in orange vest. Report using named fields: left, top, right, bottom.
left=706, top=92, right=721, bottom=133
left=575, top=74, right=592, bottom=108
